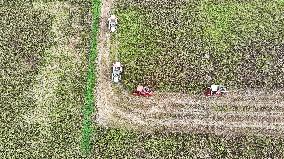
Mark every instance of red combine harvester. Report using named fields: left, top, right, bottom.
left=204, top=85, right=228, bottom=97
left=132, top=85, right=153, bottom=97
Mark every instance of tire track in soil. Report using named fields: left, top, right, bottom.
left=95, top=0, right=117, bottom=126
left=95, top=0, right=284, bottom=137
left=116, top=91, right=284, bottom=136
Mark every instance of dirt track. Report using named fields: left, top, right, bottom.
left=95, top=0, right=284, bottom=137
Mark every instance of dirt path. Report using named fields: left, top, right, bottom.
left=95, top=0, right=116, bottom=125
left=95, top=0, right=284, bottom=137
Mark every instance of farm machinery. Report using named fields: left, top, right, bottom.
left=204, top=85, right=228, bottom=97
left=132, top=85, right=154, bottom=97
left=131, top=84, right=226, bottom=97
left=112, top=62, right=123, bottom=83
left=108, top=15, right=117, bottom=32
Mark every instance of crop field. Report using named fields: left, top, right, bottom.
left=90, top=126, right=284, bottom=158
left=2, top=0, right=284, bottom=158
left=113, top=0, right=284, bottom=93
left=91, top=0, right=284, bottom=158
left=0, top=0, right=92, bottom=158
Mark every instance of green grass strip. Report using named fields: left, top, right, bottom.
left=81, top=0, right=101, bottom=155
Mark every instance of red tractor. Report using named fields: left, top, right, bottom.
left=132, top=85, right=153, bottom=97
left=204, top=85, right=228, bottom=97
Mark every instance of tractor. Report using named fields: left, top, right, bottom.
left=108, top=15, right=117, bottom=32
left=204, top=84, right=228, bottom=97
left=132, top=85, right=153, bottom=97
left=112, top=62, right=123, bottom=83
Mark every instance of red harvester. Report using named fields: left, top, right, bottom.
left=132, top=85, right=153, bottom=97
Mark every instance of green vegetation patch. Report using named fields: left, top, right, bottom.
left=81, top=0, right=101, bottom=155
left=114, top=0, right=284, bottom=93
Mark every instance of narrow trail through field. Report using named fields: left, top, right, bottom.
left=95, top=0, right=115, bottom=125
left=95, top=0, right=284, bottom=137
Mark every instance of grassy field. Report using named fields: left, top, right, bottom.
left=0, top=1, right=92, bottom=158
left=81, top=0, right=101, bottom=154
left=113, top=0, right=284, bottom=93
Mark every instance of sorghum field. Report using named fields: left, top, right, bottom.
left=0, top=0, right=92, bottom=158
left=91, top=0, right=284, bottom=158
left=2, top=0, right=284, bottom=158
left=113, top=0, right=284, bottom=93
left=90, top=126, right=284, bottom=158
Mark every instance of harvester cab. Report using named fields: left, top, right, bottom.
left=112, top=62, right=123, bottom=83
left=133, top=85, right=153, bottom=97
left=108, top=15, right=117, bottom=32
left=205, top=84, right=228, bottom=97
